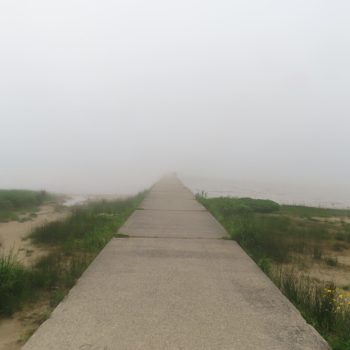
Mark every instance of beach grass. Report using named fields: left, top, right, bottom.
left=0, top=190, right=53, bottom=222
left=0, top=191, right=146, bottom=317
left=197, top=195, right=350, bottom=350
left=0, top=252, right=33, bottom=315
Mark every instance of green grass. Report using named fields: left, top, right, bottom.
left=197, top=195, right=350, bottom=350
left=0, top=252, right=33, bottom=316
left=0, top=191, right=146, bottom=316
left=30, top=194, right=143, bottom=250
left=196, top=196, right=280, bottom=220
left=281, top=205, right=350, bottom=218
left=0, top=190, right=53, bottom=222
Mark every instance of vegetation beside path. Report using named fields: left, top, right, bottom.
left=0, top=189, right=53, bottom=222
left=197, top=195, right=350, bottom=350
left=0, top=191, right=146, bottom=341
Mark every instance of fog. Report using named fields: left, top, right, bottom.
left=1, top=1, right=349, bottom=203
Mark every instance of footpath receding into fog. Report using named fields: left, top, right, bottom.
left=23, top=175, right=330, bottom=350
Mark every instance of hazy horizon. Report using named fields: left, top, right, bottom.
left=1, top=1, right=349, bottom=200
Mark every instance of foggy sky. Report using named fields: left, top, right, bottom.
left=1, top=1, right=349, bottom=195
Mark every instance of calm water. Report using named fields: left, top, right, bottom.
left=180, top=175, right=350, bottom=209
left=63, top=196, right=88, bottom=207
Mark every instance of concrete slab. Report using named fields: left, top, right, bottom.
left=151, top=182, right=190, bottom=191
left=119, top=210, right=226, bottom=238
left=147, top=190, right=195, bottom=200
left=150, top=175, right=194, bottom=197
left=24, top=238, right=329, bottom=350
left=140, top=197, right=205, bottom=211
left=23, top=175, right=330, bottom=350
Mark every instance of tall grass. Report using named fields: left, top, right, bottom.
left=0, top=252, right=33, bottom=315
left=0, top=191, right=146, bottom=316
left=272, top=268, right=350, bottom=350
left=30, top=193, right=144, bottom=249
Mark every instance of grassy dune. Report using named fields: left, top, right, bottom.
left=197, top=195, right=350, bottom=350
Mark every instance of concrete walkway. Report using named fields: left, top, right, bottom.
left=23, top=175, right=330, bottom=350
